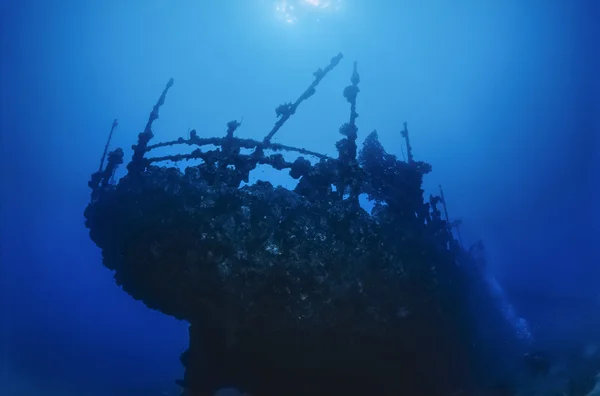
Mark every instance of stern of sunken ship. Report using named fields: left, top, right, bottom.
left=84, top=54, right=512, bottom=396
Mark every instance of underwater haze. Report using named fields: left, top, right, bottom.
left=1, top=0, right=599, bottom=395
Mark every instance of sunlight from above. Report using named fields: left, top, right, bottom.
left=274, top=0, right=343, bottom=25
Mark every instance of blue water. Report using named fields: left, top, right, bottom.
left=1, top=0, right=599, bottom=394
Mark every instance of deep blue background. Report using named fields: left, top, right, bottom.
left=1, top=0, right=598, bottom=394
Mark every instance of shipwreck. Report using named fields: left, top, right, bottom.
left=84, top=53, right=522, bottom=396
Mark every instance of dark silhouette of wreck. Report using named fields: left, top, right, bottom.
left=84, top=54, right=526, bottom=396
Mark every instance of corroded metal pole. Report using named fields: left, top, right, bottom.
left=401, top=122, right=413, bottom=164
left=99, top=118, right=118, bottom=172
left=439, top=184, right=463, bottom=246
left=263, top=53, right=343, bottom=144
left=127, top=78, right=174, bottom=174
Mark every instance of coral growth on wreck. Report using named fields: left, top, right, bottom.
left=84, top=54, right=528, bottom=396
